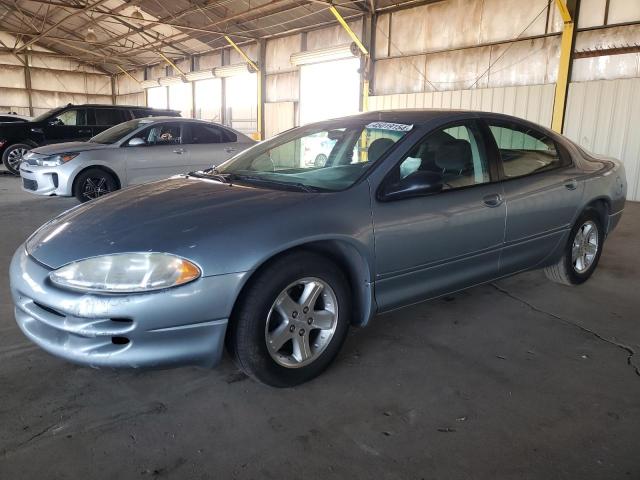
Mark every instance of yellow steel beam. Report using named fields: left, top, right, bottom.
left=224, top=35, right=259, bottom=72
left=555, top=0, right=572, bottom=23
left=116, top=65, right=140, bottom=84
left=329, top=5, right=369, bottom=55
left=552, top=0, right=574, bottom=133
left=158, top=51, right=187, bottom=79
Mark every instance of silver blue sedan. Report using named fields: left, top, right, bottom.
left=10, top=110, right=627, bottom=386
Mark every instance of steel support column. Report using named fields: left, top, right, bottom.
left=552, top=0, right=579, bottom=133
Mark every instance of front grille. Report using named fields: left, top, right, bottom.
left=22, top=178, right=37, bottom=191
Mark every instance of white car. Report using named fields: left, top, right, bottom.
left=19, top=117, right=255, bottom=202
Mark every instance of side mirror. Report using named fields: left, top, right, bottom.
left=128, top=137, right=146, bottom=147
left=378, top=171, right=443, bottom=202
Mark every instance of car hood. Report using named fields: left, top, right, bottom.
left=26, top=176, right=317, bottom=273
left=31, top=141, right=112, bottom=155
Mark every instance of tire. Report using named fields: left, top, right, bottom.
left=74, top=168, right=118, bottom=203
left=544, top=209, right=604, bottom=286
left=2, top=143, right=33, bottom=175
left=227, top=251, right=351, bottom=387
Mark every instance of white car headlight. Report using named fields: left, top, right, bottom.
left=36, top=152, right=79, bottom=167
left=49, top=253, right=201, bottom=293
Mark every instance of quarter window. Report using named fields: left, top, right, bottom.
left=488, top=122, right=565, bottom=178
left=396, top=122, right=490, bottom=190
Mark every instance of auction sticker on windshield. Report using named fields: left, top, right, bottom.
left=365, top=122, right=414, bottom=132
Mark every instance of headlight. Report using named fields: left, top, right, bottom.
left=36, top=152, right=79, bottom=166
left=49, top=253, right=201, bottom=293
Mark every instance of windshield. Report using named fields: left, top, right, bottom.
left=214, top=120, right=413, bottom=191
left=33, top=107, right=63, bottom=123
left=90, top=118, right=155, bottom=144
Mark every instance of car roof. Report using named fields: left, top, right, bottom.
left=59, top=103, right=179, bottom=112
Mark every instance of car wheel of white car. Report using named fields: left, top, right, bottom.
left=227, top=251, right=351, bottom=387
left=545, top=209, right=604, bottom=286
left=74, top=168, right=118, bottom=203
left=2, top=143, right=33, bottom=175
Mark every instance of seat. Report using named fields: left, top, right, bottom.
left=368, top=138, right=395, bottom=163
left=434, top=139, right=474, bottom=188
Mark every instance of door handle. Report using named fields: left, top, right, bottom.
left=482, top=193, right=504, bottom=208
left=224, top=147, right=236, bottom=153
left=173, top=148, right=185, bottom=154
left=79, top=129, right=91, bottom=134
left=564, top=179, right=578, bottom=190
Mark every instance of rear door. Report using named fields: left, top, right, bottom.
left=92, top=107, right=129, bottom=135
left=124, top=121, right=190, bottom=184
left=43, top=108, right=92, bottom=143
left=482, top=117, right=584, bottom=275
left=184, top=123, right=246, bottom=170
left=372, top=119, right=506, bottom=310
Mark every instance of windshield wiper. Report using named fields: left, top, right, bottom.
left=228, top=174, right=319, bottom=193
left=187, top=170, right=232, bottom=184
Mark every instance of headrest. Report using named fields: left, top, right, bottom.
left=368, top=138, right=395, bottom=163
left=435, top=140, right=472, bottom=171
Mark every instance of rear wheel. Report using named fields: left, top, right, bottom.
left=2, top=143, right=32, bottom=174
left=545, top=209, right=604, bottom=285
left=74, top=168, right=118, bottom=202
left=227, top=251, right=351, bottom=387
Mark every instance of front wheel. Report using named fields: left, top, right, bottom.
left=545, top=209, right=604, bottom=285
left=2, top=143, right=33, bottom=174
left=227, top=252, right=351, bottom=387
left=74, top=168, right=118, bottom=202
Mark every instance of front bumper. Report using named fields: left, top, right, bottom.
left=10, top=247, right=247, bottom=369
left=19, top=162, right=69, bottom=196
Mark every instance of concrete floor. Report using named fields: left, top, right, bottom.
left=0, top=174, right=638, bottom=480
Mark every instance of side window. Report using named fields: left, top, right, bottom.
left=129, top=123, right=182, bottom=146
left=488, top=122, right=564, bottom=178
left=94, top=108, right=127, bottom=126
left=189, top=124, right=222, bottom=144
left=397, top=122, right=490, bottom=190
left=132, top=109, right=150, bottom=119
left=51, top=109, right=87, bottom=126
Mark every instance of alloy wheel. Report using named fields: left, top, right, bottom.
left=82, top=176, right=111, bottom=200
left=7, top=147, right=28, bottom=170
left=265, top=277, right=339, bottom=368
left=572, top=220, right=599, bottom=273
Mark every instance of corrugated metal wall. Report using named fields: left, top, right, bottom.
left=564, top=78, right=640, bottom=201
left=369, top=83, right=556, bottom=127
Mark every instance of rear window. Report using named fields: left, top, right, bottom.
left=94, top=108, right=128, bottom=126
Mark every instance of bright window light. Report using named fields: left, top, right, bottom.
left=194, top=78, right=222, bottom=123
left=299, top=57, right=360, bottom=125
left=225, top=72, right=257, bottom=134
left=147, top=86, right=167, bottom=109
left=168, top=82, right=193, bottom=118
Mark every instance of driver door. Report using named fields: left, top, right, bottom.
left=43, top=108, right=92, bottom=144
left=125, top=122, right=189, bottom=184
left=372, top=120, right=506, bottom=310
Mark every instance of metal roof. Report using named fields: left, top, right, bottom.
left=0, top=0, right=422, bottom=74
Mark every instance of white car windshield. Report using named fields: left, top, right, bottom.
left=214, top=120, right=413, bottom=192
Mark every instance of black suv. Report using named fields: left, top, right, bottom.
left=0, top=104, right=180, bottom=174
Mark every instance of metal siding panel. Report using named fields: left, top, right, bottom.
left=564, top=79, right=640, bottom=200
